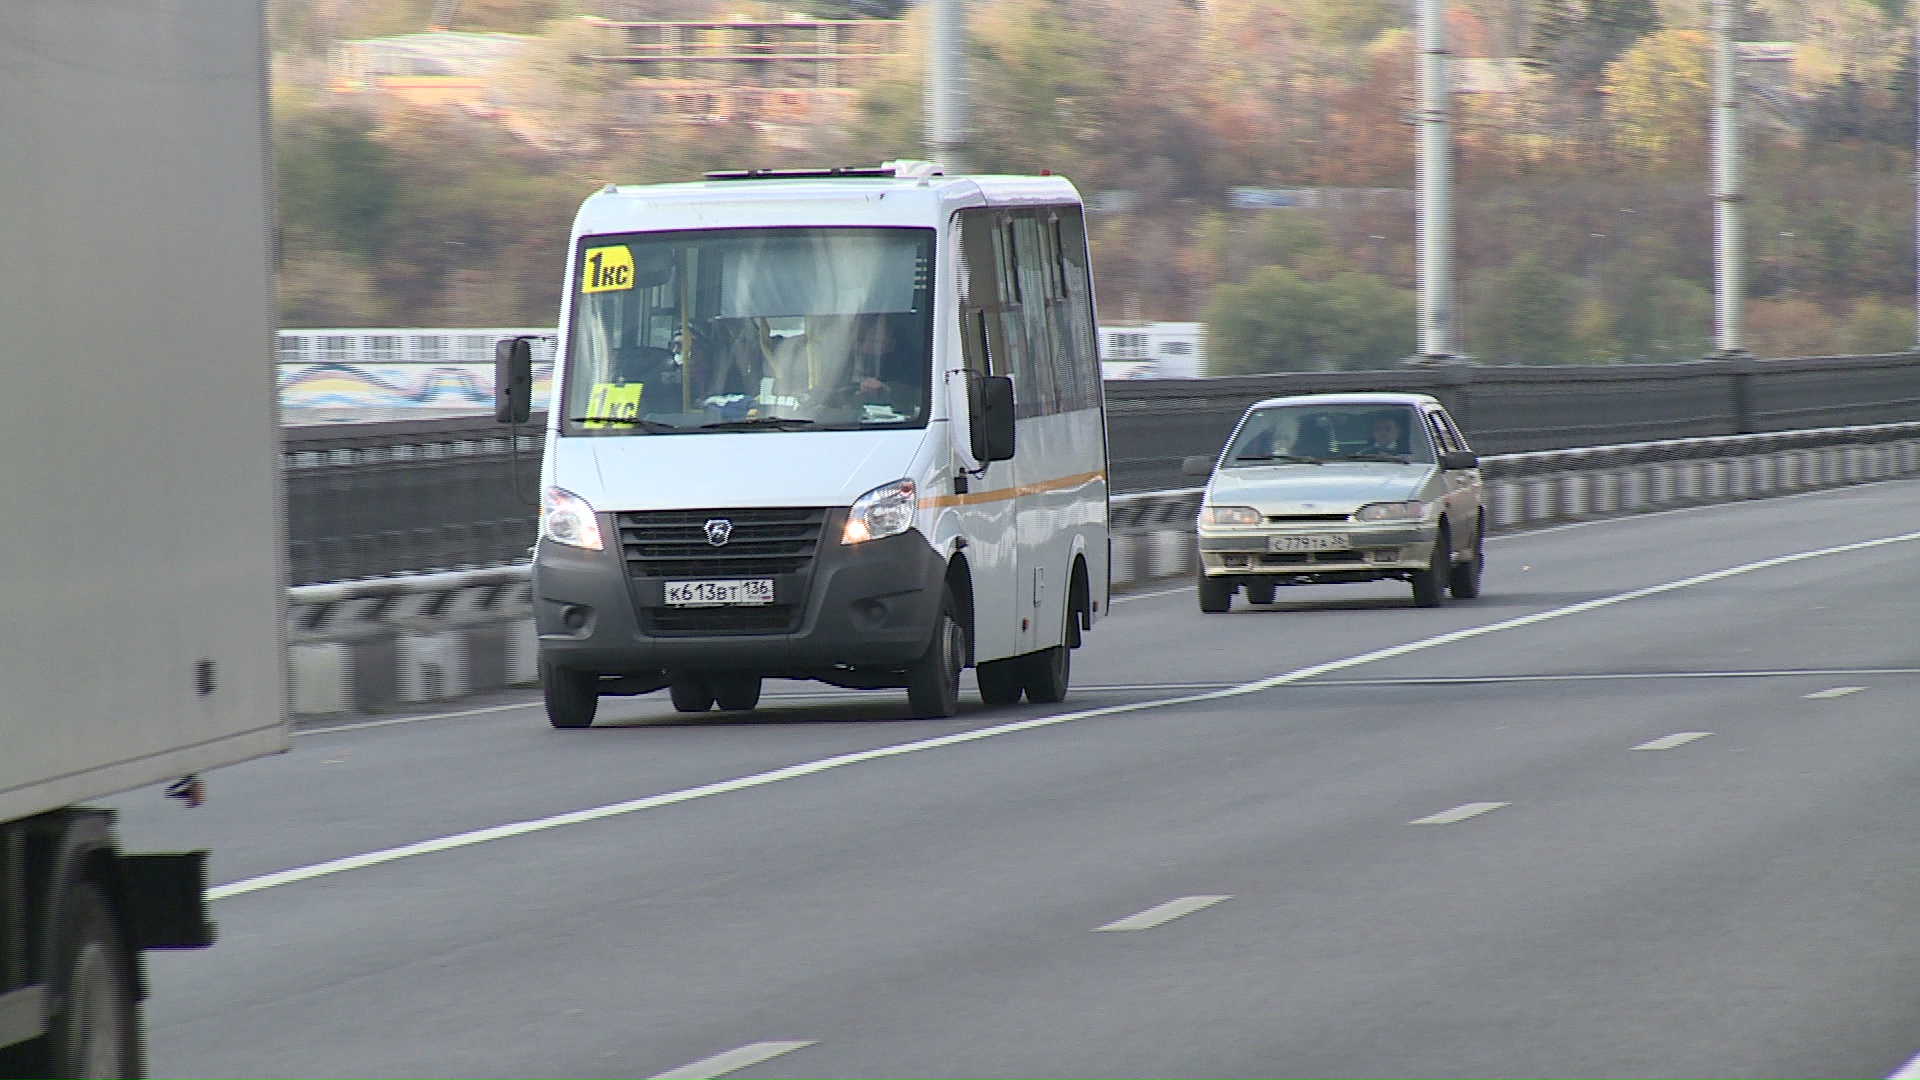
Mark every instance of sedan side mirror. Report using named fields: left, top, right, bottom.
left=1182, top=455, right=1215, bottom=478
left=495, top=337, right=533, bottom=425
left=1440, top=449, right=1479, bottom=471
left=971, top=375, right=1016, bottom=463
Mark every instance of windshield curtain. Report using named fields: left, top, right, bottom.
left=560, top=227, right=934, bottom=435
left=1225, top=404, right=1435, bottom=464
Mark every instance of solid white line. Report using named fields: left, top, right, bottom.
left=1410, top=801, right=1509, bottom=825
left=1805, top=686, right=1865, bottom=699
left=1093, top=895, right=1232, bottom=932
left=648, top=1041, right=815, bottom=1080
left=1305, top=669, right=1920, bottom=688
left=208, top=527, right=1920, bottom=901
left=1111, top=584, right=1194, bottom=604
left=1888, top=1047, right=1920, bottom=1080
left=293, top=701, right=536, bottom=737
left=1631, top=731, right=1714, bottom=751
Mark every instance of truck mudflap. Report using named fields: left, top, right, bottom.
left=120, top=854, right=215, bottom=951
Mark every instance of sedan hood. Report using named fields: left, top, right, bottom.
left=549, top=428, right=931, bottom=511
left=1208, top=462, right=1434, bottom=515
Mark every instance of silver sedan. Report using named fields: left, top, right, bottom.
left=1188, top=393, right=1485, bottom=611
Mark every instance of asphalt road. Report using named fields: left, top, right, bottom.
left=112, top=478, right=1920, bottom=1079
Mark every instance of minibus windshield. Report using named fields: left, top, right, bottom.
left=561, top=227, right=934, bottom=435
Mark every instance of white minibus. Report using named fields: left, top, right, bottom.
left=498, top=162, right=1110, bottom=727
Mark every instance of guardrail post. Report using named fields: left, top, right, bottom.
left=1730, top=356, right=1757, bottom=434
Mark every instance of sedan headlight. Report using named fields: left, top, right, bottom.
left=1355, top=500, right=1426, bottom=522
left=1199, top=505, right=1262, bottom=526
left=842, top=478, right=917, bottom=545
left=542, top=487, right=604, bottom=551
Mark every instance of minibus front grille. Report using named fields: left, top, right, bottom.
left=617, top=507, right=828, bottom=579
left=642, top=605, right=799, bottom=637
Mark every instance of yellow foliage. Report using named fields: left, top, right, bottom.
left=1601, top=29, right=1710, bottom=167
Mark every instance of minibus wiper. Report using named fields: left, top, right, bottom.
left=697, top=417, right=822, bottom=430
left=566, top=416, right=678, bottom=431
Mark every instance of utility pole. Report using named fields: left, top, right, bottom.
left=1415, top=0, right=1457, bottom=363
left=1711, top=0, right=1747, bottom=357
left=926, top=0, right=966, bottom=173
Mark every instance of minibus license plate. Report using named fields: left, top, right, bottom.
left=664, top=579, right=775, bottom=607
left=1269, top=534, right=1349, bottom=552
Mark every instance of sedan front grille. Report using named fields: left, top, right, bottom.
left=617, top=507, right=827, bottom=579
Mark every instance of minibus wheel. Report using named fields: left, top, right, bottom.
left=906, top=583, right=964, bottom=718
left=670, top=675, right=716, bottom=713
left=542, top=659, right=599, bottom=729
left=713, top=676, right=762, bottom=712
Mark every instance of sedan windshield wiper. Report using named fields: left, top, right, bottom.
left=1232, top=453, right=1324, bottom=465
left=567, top=416, right=680, bottom=431
left=696, top=416, right=822, bottom=431
left=1343, top=452, right=1412, bottom=463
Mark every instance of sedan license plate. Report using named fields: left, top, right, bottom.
left=1269, top=533, right=1349, bottom=553
left=664, top=579, right=775, bottom=607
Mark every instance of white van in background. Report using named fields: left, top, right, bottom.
left=499, top=162, right=1110, bottom=727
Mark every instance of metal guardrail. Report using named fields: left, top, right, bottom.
left=285, top=419, right=1920, bottom=714
left=283, top=352, right=1920, bottom=583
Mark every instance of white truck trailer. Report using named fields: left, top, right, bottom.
left=0, top=1, right=287, bottom=1075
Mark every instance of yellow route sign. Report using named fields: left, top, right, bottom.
left=581, top=246, right=636, bottom=293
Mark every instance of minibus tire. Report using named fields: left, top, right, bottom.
left=713, top=676, right=762, bottom=712
left=975, top=659, right=1025, bottom=706
left=670, top=676, right=716, bottom=713
left=542, top=659, right=599, bottom=729
left=1023, top=645, right=1070, bottom=704
left=906, top=584, right=964, bottom=718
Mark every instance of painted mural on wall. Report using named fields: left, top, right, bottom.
left=278, top=362, right=552, bottom=415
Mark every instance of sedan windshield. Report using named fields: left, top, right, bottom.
left=561, top=227, right=933, bottom=435
left=1225, top=404, right=1434, bottom=465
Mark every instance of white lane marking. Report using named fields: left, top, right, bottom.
left=1410, top=802, right=1509, bottom=825
left=209, top=527, right=1920, bottom=901
left=1888, top=1047, right=1920, bottom=1080
left=1805, top=686, right=1865, bottom=699
left=1631, top=731, right=1714, bottom=751
left=1111, top=584, right=1195, bottom=604
left=1305, top=669, right=1920, bottom=688
left=1093, top=895, right=1232, bottom=932
left=648, top=1041, right=815, bottom=1080
left=294, top=701, right=535, bottom=737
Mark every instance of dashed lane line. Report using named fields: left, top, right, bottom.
left=1410, top=802, right=1510, bottom=825
left=209, top=527, right=1920, bottom=901
left=1093, top=895, right=1232, bottom=932
left=1805, top=686, right=1866, bottom=699
left=648, top=1041, right=815, bottom=1080
left=1631, top=732, right=1714, bottom=751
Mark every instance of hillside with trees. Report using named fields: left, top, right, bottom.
left=272, top=0, right=1916, bottom=369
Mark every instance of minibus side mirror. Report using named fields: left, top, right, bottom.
left=495, top=337, right=533, bottom=425
left=1440, top=449, right=1478, bottom=471
left=971, top=375, right=1016, bottom=463
left=1182, top=455, right=1214, bottom=478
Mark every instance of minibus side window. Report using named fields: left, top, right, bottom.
left=958, top=209, right=1004, bottom=379
left=1051, top=207, right=1101, bottom=412
left=1010, top=211, right=1060, bottom=418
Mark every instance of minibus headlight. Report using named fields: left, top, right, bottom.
left=842, top=479, right=917, bottom=545
left=1355, top=500, right=1425, bottom=522
left=1199, top=505, right=1261, bottom=526
left=542, top=487, right=604, bottom=551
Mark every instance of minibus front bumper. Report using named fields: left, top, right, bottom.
left=532, top=509, right=948, bottom=679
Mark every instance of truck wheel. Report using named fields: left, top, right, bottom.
left=669, top=676, right=716, bottom=714
left=49, top=881, right=136, bottom=1080
left=1198, top=572, right=1233, bottom=614
left=906, top=583, right=964, bottom=719
left=713, top=676, right=762, bottom=712
left=975, top=659, right=1025, bottom=706
left=541, top=659, right=599, bottom=729
left=1449, top=516, right=1485, bottom=599
left=1411, top=524, right=1450, bottom=608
